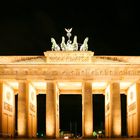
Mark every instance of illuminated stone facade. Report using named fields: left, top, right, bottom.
left=0, top=51, right=140, bottom=138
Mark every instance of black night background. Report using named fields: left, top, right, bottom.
left=1, top=0, right=139, bottom=137
left=0, top=1, right=139, bottom=55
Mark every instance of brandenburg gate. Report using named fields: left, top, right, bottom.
left=0, top=29, right=140, bottom=138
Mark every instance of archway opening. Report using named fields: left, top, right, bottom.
left=15, top=94, right=18, bottom=136
left=37, top=94, right=46, bottom=137
left=121, top=94, right=127, bottom=136
left=59, top=94, right=82, bottom=138
left=93, top=94, right=105, bottom=135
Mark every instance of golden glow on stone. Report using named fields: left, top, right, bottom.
left=18, top=115, right=27, bottom=135
left=58, top=82, right=82, bottom=90
left=92, top=82, right=107, bottom=90
left=112, top=111, right=122, bottom=136
left=120, top=82, right=132, bottom=90
left=31, top=82, right=46, bottom=91
left=6, top=82, right=19, bottom=90
left=3, top=84, right=14, bottom=105
left=127, top=84, right=136, bottom=105
left=46, top=116, right=55, bottom=136
left=44, top=51, right=94, bottom=64
left=84, top=119, right=93, bottom=136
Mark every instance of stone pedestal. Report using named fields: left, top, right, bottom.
left=46, top=82, right=56, bottom=138
left=105, top=83, right=121, bottom=137
left=82, top=82, right=93, bottom=137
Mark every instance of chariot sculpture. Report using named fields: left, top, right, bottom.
left=51, top=28, right=89, bottom=51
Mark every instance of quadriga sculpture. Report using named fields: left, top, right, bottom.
left=80, top=37, right=89, bottom=51
left=51, top=38, right=60, bottom=51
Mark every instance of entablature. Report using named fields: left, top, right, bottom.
left=0, top=64, right=140, bottom=81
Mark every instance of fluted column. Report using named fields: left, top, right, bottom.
left=105, top=82, right=121, bottom=137
left=18, top=82, right=28, bottom=137
left=82, top=81, right=93, bottom=138
left=46, top=82, right=56, bottom=138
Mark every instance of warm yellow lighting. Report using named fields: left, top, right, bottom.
left=105, top=85, right=110, bottom=105
left=6, top=81, right=19, bottom=90
left=18, top=117, right=27, bottom=136
left=31, top=82, right=46, bottom=90
left=113, top=117, right=121, bottom=136
left=3, top=84, right=14, bottom=105
left=29, top=84, right=36, bottom=105
left=58, top=82, right=82, bottom=90
left=120, top=82, right=132, bottom=90
left=92, top=82, right=107, bottom=90
left=46, top=117, right=55, bottom=136
left=85, top=121, right=93, bottom=136
left=127, top=84, right=136, bottom=105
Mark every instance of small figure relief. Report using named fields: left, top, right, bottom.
left=51, top=38, right=60, bottom=51
left=60, top=36, right=67, bottom=51
left=80, top=37, right=89, bottom=51
left=31, top=92, right=35, bottom=102
left=6, top=92, right=11, bottom=101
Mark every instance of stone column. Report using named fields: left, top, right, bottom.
left=55, top=86, right=60, bottom=138
left=18, top=82, right=28, bottom=137
left=0, top=82, right=3, bottom=136
left=127, top=83, right=140, bottom=137
left=136, top=83, right=140, bottom=137
left=82, top=81, right=93, bottom=138
left=105, top=83, right=121, bottom=137
left=46, top=82, right=56, bottom=138
left=28, top=83, right=37, bottom=138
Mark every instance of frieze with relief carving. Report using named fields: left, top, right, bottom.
left=1, top=65, right=140, bottom=80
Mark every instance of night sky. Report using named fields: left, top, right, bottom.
left=0, top=1, right=140, bottom=55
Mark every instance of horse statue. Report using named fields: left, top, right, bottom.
left=72, top=36, right=78, bottom=51
left=51, top=38, right=60, bottom=51
left=60, top=36, right=67, bottom=51
left=80, top=37, right=89, bottom=51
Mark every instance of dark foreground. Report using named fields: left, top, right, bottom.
left=1, top=138, right=140, bottom=140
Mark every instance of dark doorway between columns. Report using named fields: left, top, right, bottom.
left=37, top=94, right=46, bottom=137
left=60, top=94, right=82, bottom=137
left=93, top=94, right=105, bottom=134
left=121, top=94, right=127, bottom=136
